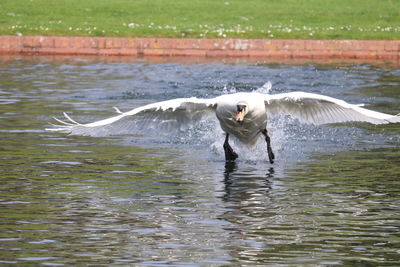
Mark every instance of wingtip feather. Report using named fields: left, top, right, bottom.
left=63, top=112, right=80, bottom=125
left=113, top=107, right=123, bottom=114
left=45, top=113, right=80, bottom=133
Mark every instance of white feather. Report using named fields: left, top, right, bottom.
left=113, top=107, right=123, bottom=114
left=46, top=97, right=217, bottom=136
left=264, top=92, right=399, bottom=125
left=63, top=112, right=81, bottom=125
left=46, top=92, right=400, bottom=141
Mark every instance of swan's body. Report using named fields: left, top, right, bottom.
left=46, top=91, right=400, bottom=163
left=215, top=93, right=268, bottom=146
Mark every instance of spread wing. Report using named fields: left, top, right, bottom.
left=46, top=97, right=217, bottom=136
left=264, top=92, right=400, bottom=125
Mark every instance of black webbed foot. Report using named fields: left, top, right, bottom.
left=223, top=133, right=238, bottom=161
left=262, top=129, right=275, bottom=164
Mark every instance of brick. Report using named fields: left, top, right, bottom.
left=137, top=39, right=147, bottom=49
left=310, top=40, right=330, bottom=51
left=209, top=39, right=226, bottom=50
left=206, top=50, right=232, bottom=57
left=143, top=48, right=168, bottom=56
left=364, top=40, right=381, bottom=51
left=350, top=51, right=377, bottom=59
left=269, top=39, right=286, bottom=50
left=376, top=52, right=398, bottom=60
left=170, top=49, right=207, bottom=57
left=312, top=51, right=337, bottom=59
left=174, top=38, right=201, bottom=50
left=35, top=47, right=59, bottom=55
left=112, top=37, right=123, bottom=49
left=104, top=38, right=114, bottom=49
left=384, top=41, right=400, bottom=52
left=283, top=39, right=305, bottom=50
left=164, top=48, right=183, bottom=56
left=219, top=39, right=251, bottom=51
left=71, top=48, right=100, bottom=55
left=0, top=48, right=11, bottom=54
left=159, top=38, right=174, bottom=49
left=140, top=38, right=160, bottom=49
left=123, top=38, right=137, bottom=49
left=38, top=36, right=55, bottom=48
left=53, top=36, right=70, bottom=48
left=375, top=41, right=385, bottom=52
left=336, top=40, right=354, bottom=52
left=250, top=39, right=272, bottom=50
left=323, top=41, right=340, bottom=52
left=247, top=50, right=270, bottom=57
left=98, top=48, right=124, bottom=56
left=117, top=48, right=139, bottom=56
left=340, top=52, right=358, bottom=59
left=22, top=36, right=40, bottom=48
left=1, top=36, right=23, bottom=50
left=158, top=38, right=178, bottom=49
left=263, top=50, right=292, bottom=58
left=95, top=37, right=107, bottom=49
left=224, top=50, right=249, bottom=57
left=351, top=41, right=366, bottom=51
left=196, top=39, right=215, bottom=50
left=73, top=37, right=93, bottom=48
left=292, top=50, right=320, bottom=59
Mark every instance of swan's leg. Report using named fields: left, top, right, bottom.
left=223, top=133, right=238, bottom=161
left=262, top=129, right=275, bottom=164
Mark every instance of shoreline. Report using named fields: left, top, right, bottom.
left=0, top=35, right=399, bottom=63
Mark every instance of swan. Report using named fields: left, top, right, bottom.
left=46, top=91, right=400, bottom=163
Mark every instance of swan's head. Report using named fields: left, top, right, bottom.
left=235, top=101, right=248, bottom=123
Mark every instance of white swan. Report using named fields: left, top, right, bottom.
left=46, top=91, right=400, bottom=163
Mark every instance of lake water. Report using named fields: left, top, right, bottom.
left=1, top=56, right=399, bottom=266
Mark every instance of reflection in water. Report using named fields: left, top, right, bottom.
left=221, top=162, right=276, bottom=265
left=223, top=161, right=273, bottom=203
left=0, top=56, right=399, bottom=266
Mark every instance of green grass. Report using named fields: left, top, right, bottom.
left=1, top=0, right=399, bottom=39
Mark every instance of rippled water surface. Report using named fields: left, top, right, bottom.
left=1, top=56, right=399, bottom=266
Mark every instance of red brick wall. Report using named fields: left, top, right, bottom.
left=0, top=36, right=398, bottom=61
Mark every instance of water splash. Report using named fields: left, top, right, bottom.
left=255, top=81, right=272, bottom=94
left=222, top=83, right=237, bottom=94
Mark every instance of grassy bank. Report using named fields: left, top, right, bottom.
left=1, top=0, right=399, bottom=40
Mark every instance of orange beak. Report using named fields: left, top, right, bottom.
left=236, top=110, right=245, bottom=122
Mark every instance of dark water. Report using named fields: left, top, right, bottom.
left=1, top=56, right=399, bottom=266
